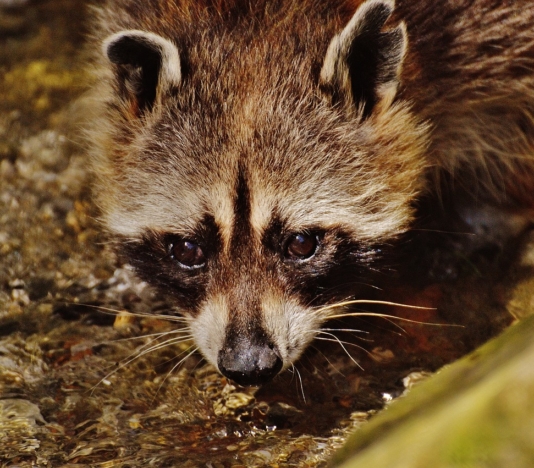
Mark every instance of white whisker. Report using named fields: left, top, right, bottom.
left=310, top=345, right=346, bottom=377
left=64, top=302, right=188, bottom=323
left=152, top=347, right=199, bottom=402
left=316, top=299, right=435, bottom=315
left=107, top=329, right=192, bottom=344
left=135, top=336, right=194, bottom=358
left=319, top=327, right=369, bottom=334
left=315, top=331, right=364, bottom=370
left=293, top=365, right=306, bottom=404
left=326, top=312, right=460, bottom=328
left=91, top=333, right=194, bottom=393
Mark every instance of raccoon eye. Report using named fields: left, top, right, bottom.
left=170, top=240, right=206, bottom=269
left=284, top=233, right=318, bottom=260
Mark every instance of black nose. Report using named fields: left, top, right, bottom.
left=217, top=341, right=283, bottom=386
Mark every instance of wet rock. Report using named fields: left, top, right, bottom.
left=331, top=315, right=534, bottom=468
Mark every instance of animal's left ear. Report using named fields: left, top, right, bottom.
left=320, top=0, right=406, bottom=119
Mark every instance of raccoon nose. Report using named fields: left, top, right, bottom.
left=217, top=342, right=283, bottom=387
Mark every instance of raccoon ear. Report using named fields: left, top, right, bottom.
left=103, top=30, right=181, bottom=117
left=320, top=0, right=406, bottom=119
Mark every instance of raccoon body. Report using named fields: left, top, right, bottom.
left=88, top=0, right=534, bottom=386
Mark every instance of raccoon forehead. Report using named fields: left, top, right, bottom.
left=248, top=176, right=416, bottom=242
left=103, top=99, right=425, bottom=242
left=105, top=168, right=414, bottom=245
left=104, top=178, right=236, bottom=240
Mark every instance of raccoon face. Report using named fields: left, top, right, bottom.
left=94, top=0, right=427, bottom=386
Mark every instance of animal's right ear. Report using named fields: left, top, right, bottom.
left=320, top=0, right=406, bottom=119
left=103, top=30, right=181, bottom=118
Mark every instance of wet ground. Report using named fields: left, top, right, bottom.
left=1, top=1, right=532, bottom=466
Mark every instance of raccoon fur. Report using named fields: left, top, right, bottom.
left=87, top=0, right=534, bottom=386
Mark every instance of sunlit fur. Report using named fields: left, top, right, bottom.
left=87, top=0, right=534, bottom=381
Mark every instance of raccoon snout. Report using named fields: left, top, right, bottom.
left=217, top=340, right=283, bottom=387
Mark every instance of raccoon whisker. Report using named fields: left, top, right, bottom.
left=314, top=330, right=369, bottom=350
left=91, top=335, right=194, bottom=393
left=302, top=294, right=356, bottom=311
left=152, top=347, right=199, bottom=402
left=61, top=302, right=126, bottom=316
left=309, top=284, right=382, bottom=306
left=326, top=312, right=458, bottom=329
left=148, top=343, right=195, bottom=368
left=186, top=352, right=206, bottom=375
left=314, top=337, right=364, bottom=370
left=325, top=316, right=408, bottom=335
left=314, top=332, right=364, bottom=370
left=315, top=299, right=435, bottom=315
left=130, top=335, right=195, bottom=358
left=319, top=328, right=375, bottom=342
left=115, top=335, right=194, bottom=374
left=410, top=228, right=477, bottom=235
left=149, top=313, right=189, bottom=323
left=319, top=280, right=383, bottom=294
left=159, top=345, right=198, bottom=374
left=319, top=327, right=369, bottom=334
left=134, top=336, right=195, bottom=358
left=108, top=329, right=193, bottom=344
left=310, top=345, right=346, bottom=377
left=134, top=307, right=188, bottom=319
left=316, top=301, right=441, bottom=332
left=105, top=333, right=179, bottom=372
left=64, top=302, right=188, bottom=323
left=292, top=364, right=306, bottom=404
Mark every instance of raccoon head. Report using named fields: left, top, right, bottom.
left=94, top=0, right=427, bottom=386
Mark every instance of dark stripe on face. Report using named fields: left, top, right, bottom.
left=222, top=165, right=267, bottom=329
left=230, top=165, right=253, bottom=252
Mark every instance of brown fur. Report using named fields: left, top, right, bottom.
left=87, top=0, right=534, bottom=385
left=394, top=0, right=534, bottom=204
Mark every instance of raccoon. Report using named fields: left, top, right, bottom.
left=88, top=0, right=534, bottom=386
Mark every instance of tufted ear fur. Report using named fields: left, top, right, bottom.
left=320, top=0, right=406, bottom=119
left=103, top=30, right=181, bottom=117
